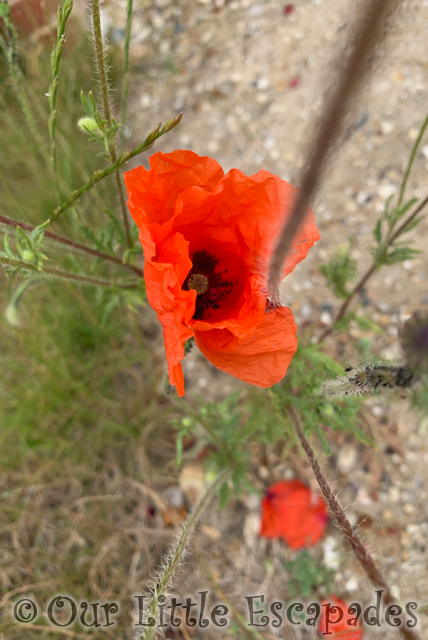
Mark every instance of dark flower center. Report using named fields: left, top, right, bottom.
left=183, top=250, right=233, bottom=320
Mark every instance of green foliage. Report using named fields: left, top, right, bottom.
left=270, top=344, right=372, bottom=449
left=334, top=310, right=382, bottom=335
left=79, top=90, right=119, bottom=152
left=284, top=550, right=336, bottom=597
left=371, top=195, right=423, bottom=266
left=174, top=393, right=257, bottom=506
left=318, top=240, right=357, bottom=299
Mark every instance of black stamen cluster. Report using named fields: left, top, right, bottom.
left=183, top=250, right=233, bottom=320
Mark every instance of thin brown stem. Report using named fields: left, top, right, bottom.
left=268, top=0, right=399, bottom=302
left=290, top=408, right=421, bottom=640
left=1, top=256, right=139, bottom=290
left=0, top=214, right=144, bottom=277
left=91, top=0, right=133, bottom=248
left=318, top=192, right=428, bottom=343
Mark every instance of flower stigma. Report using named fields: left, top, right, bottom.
left=183, top=250, right=233, bottom=320
left=187, top=273, right=209, bottom=295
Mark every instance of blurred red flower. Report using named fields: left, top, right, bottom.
left=260, top=479, right=328, bottom=549
left=124, top=150, right=319, bottom=396
left=319, top=596, right=364, bottom=639
left=288, top=75, right=301, bottom=89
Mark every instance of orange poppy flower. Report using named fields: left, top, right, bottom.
left=319, top=596, right=364, bottom=639
left=124, top=150, right=319, bottom=396
left=260, top=479, right=328, bottom=549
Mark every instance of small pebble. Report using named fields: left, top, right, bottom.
left=323, top=536, right=341, bottom=570
left=381, top=120, right=395, bottom=135
left=257, top=76, right=269, bottom=91
left=338, top=445, right=357, bottom=474
left=345, top=576, right=359, bottom=592
left=390, top=585, right=400, bottom=599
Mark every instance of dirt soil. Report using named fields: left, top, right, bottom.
left=102, top=0, right=428, bottom=637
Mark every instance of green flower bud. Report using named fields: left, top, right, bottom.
left=22, top=250, right=34, bottom=262
left=4, top=303, right=20, bottom=328
left=78, top=117, right=100, bottom=135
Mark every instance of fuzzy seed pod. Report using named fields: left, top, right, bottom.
left=322, top=363, right=418, bottom=398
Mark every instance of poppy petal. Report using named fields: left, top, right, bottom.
left=194, top=307, right=298, bottom=388
left=319, top=596, right=364, bottom=639
left=260, top=479, right=328, bottom=549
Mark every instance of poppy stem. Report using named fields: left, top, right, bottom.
left=141, top=471, right=228, bottom=639
left=90, top=0, right=133, bottom=250
left=0, top=214, right=144, bottom=278
left=120, top=0, right=134, bottom=153
left=47, top=0, right=74, bottom=200
left=290, top=407, right=421, bottom=640
left=0, top=256, right=140, bottom=291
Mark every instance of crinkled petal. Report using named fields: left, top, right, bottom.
left=124, top=150, right=224, bottom=228
left=143, top=232, right=195, bottom=396
left=194, top=307, right=298, bottom=387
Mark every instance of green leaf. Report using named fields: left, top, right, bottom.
left=0, top=1, right=10, bottom=19
left=318, top=241, right=357, bottom=300
left=386, top=246, right=421, bottom=264
left=373, top=218, right=382, bottom=245
left=400, top=215, right=424, bottom=235
left=3, top=234, right=14, bottom=258
left=395, top=196, right=418, bottom=221
left=315, top=424, right=331, bottom=455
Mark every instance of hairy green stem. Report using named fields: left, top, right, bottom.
left=0, top=24, right=49, bottom=158
left=0, top=214, right=144, bottom=277
left=121, top=0, right=134, bottom=151
left=48, top=0, right=74, bottom=197
left=0, top=256, right=139, bottom=290
left=50, top=115, right=182, bottom=223
left=141, top=472, right=228, bottom=640
left=91, top=0, right=132, bottom=248
left=396, top=111, right=428, bottom=211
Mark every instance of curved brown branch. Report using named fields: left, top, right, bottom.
left=0, top=214, right=144, bottom=277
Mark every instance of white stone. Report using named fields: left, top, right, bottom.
left=345, top=576, right=359, bottom=592
left=257, top=76, right=269, bottom=91
left=381, top=120, right=395, bottom=135
left=378, top=183, right=397, bottom=199
left=337, top=445, right=358, bottom=474
left=323, top=536, right=341, bottom=570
